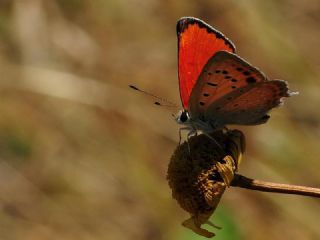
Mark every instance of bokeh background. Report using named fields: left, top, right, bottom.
left=0, top=0, right=319, bottom=239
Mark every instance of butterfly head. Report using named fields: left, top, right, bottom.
left=175, top=109, right=190, bottom=124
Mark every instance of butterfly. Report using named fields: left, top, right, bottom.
left=175, top=17, right=297, bottom=139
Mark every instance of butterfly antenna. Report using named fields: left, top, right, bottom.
left=129, top=85, right=178, bottom=109
left=154, top=101, right=178, bottom=108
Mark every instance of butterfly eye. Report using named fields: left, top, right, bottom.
left=179, top=110, right=189, bottom=122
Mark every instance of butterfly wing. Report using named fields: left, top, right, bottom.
left=205, top=80, right=290, bottom=127
left=189, top=51, right=267, bottom=117
left=177, top=17, right=235, bottom=109
left=188, top=51, right=291, bottom=128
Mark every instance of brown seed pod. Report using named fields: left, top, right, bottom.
left=167, top=129, right=245, bottom=238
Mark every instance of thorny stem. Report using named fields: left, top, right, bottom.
left=231, top=174, right=320, bottom=198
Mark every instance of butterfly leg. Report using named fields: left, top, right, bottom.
left=178, top=128, right=182, bottom=145
left=187, top=129, right=197, bottom=140
left=186, top=129, right=198, bottom=153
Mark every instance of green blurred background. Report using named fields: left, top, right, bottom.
left=0, top=0, right=319, bottom=239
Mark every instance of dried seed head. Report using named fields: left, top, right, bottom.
left=167, top=130, right=245, bottom=238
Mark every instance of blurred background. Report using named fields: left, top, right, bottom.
left=0, top=0, right=319, bottom=239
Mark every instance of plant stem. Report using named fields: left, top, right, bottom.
left=231, top=174, right=320, bottom=198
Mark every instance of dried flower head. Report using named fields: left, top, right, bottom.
left=167, top=130, right=245, bottom=238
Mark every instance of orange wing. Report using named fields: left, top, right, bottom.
left=177, top=17, right=235, bottom=109
left=188, top=51, right=267, bottom=118
left=205, top=80, right=290, bottom=127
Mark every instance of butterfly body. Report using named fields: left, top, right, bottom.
left=176, top=17, right=296, bottom=136
left=176, top=109, right=216, bottom=137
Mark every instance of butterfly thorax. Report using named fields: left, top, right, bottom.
left=176, top=109, right=216, bottom=134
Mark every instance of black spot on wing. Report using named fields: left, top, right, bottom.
left=207, top=82, right=218, bottom=87
left=246, top=77, right=257, bottom=83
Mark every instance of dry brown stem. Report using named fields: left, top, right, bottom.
left=231, top=174, right=320, bottom=198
